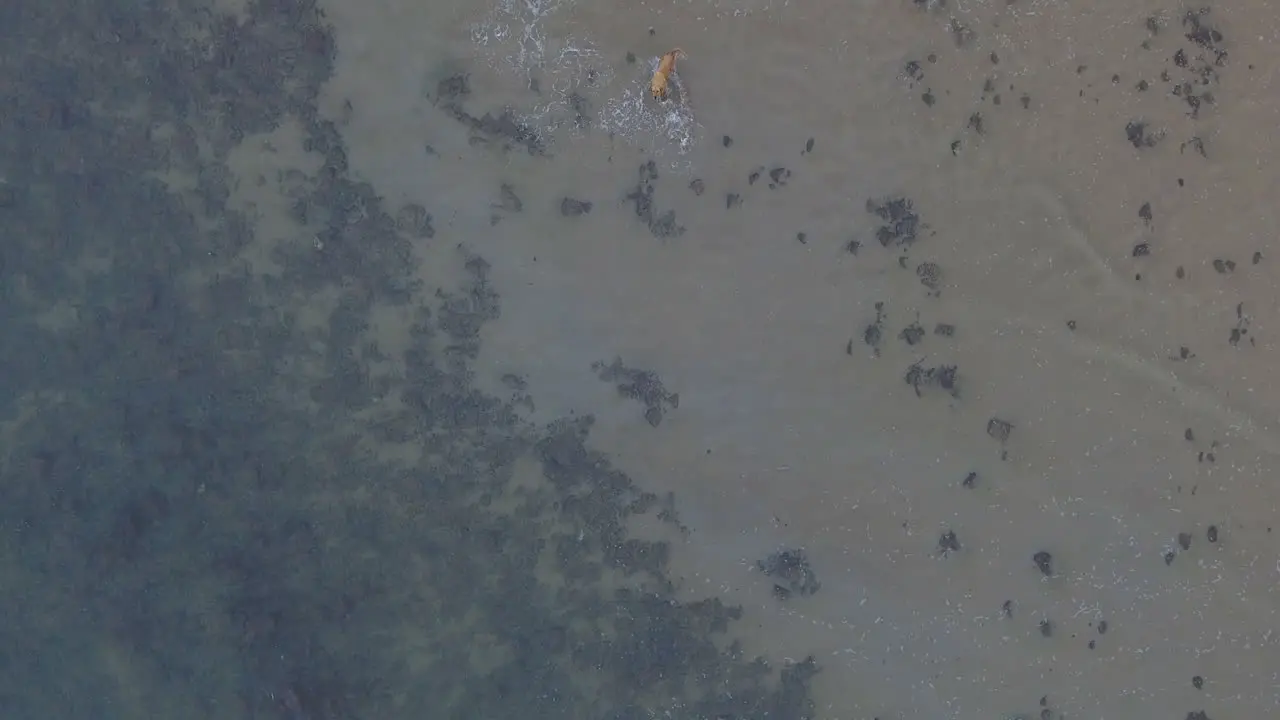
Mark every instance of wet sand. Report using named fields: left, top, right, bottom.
left=277, top=0, right=1280, bottom=717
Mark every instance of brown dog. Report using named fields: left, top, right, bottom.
left=649, top=48, right=684, bottom=100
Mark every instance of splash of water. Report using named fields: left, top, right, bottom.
left=470, top=0, right=572, bottom=76
left=470, top=0, right=701, bottom=166
left=471, top=0, right=610, bottom=144
left=599, top=62, right=700, bottom=170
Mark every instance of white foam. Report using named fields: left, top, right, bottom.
left=470, top=0, right=571, bottom=76
left=470, top=0, right=700, bottom=167
left=599, top=59, right=701, bottom=172
left=470, top=0, right=608, bottom=145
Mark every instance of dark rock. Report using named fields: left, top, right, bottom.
left=1033, top=551, right=1053, bottom=576
left=561, top=198, right=593, bottom=216
left=987, top=417, right=1014, bottom=442
left=898, top=322, right=925, bottom=346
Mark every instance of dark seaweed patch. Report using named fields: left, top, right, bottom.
left=867, top=197, right=924, bottom=247
left=0, top=3, right=819, bottom=718
left=434, top=73, right=545, bottom=154
left=757, top=549, right=821, bottom=597
left=592, top=357, right=680, bottom=426
left=626, top=160, right=686, bottom=239
left=905, top=361, right=959, bottom=397
left=561, top=197, right=593, bottom=216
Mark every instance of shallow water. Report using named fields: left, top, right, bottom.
left=311, top=0, right=1280, bottom=716
left=5, top=0, right=1280, bottom=718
